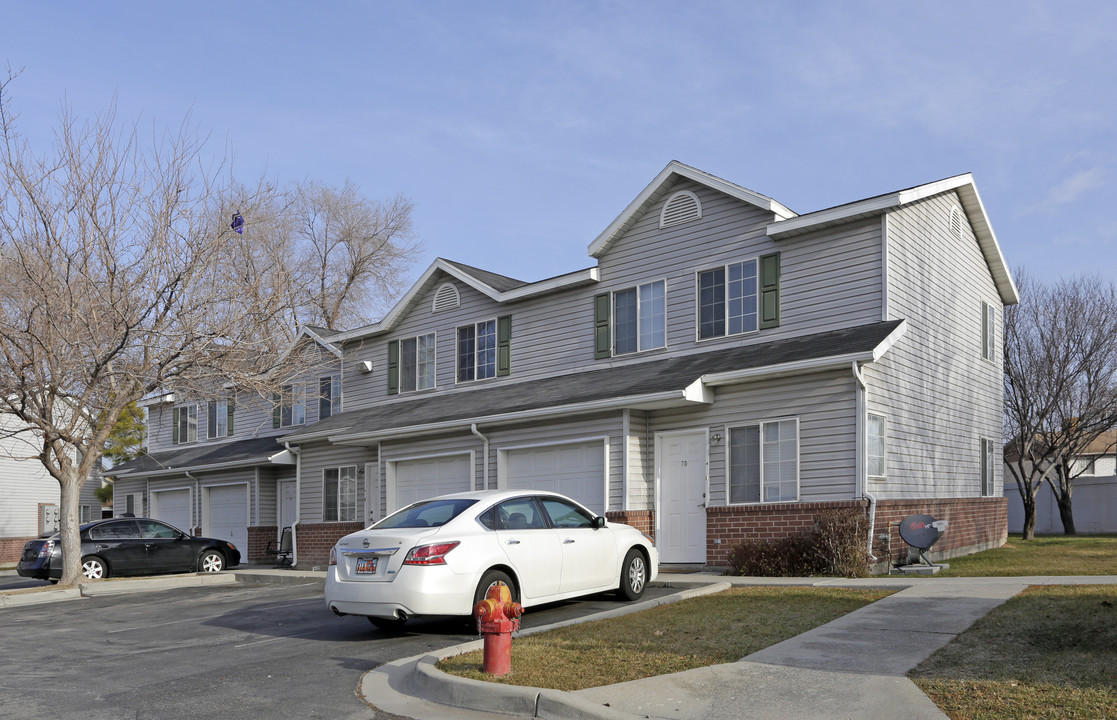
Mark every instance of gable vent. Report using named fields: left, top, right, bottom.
left=432, top=283, right=460, bottom=313
left=660, top=190, right=702, bottom=229
left=949, top=206, right=963, bottom=241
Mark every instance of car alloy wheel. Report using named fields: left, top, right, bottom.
left=81, top=557, right=107, bottom=580
left=619, top=549, right=647, bottom=601
left=199, top=551, right=225, bottom=573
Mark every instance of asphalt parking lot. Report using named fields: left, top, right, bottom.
left=0, top=576, right=672, bottom=720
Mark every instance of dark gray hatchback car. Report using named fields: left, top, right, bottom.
left=17, top=517, right=241, bottom=581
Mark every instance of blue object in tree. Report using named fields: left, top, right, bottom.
left=230, top=212, right=245, bottom=234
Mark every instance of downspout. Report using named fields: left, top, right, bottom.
left=183, top=471, right=199, bottom=535
left=471, top=424, right=490, bottom=490
left=284, top=442, right=302, bottom=567
left=852, top=361, right=878, bottom=562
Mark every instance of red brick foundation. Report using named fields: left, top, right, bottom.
left=606, top=510, right=654, bottom=539
left=872, top=497, right=1007, bottom=570
left=247, top=526, right=278, bottom=564
left=1, top=536, right=36, bottom=565
left=293, top=522, right=365, bottom=569
left=706, top=500, right=867, bottom=567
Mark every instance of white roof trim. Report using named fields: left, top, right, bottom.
left=767, top=174, right=1019, bottom=305
left=110, top=449, right=294, bottom=479
left=588, top=161, right=796, bottom=259
left=139, top=392, right=176, bottom=408
left=332, top=260, right=599, bottom=342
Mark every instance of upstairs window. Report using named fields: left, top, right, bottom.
left=272, top=383, right=306, bottom=428
left=207, top=400, right=235, bottom=439
left=458, top=320, right=496, bottom=382
left=613, top=280, right=666, bottom=355
left=388, top=333, right=436, bottom=394
left=319, top=374, right=341, bottom=420
left=698, top=253, right=780, bottom=340
left=172, top=404, right=199, bottom=444
left=981, top=301, right=996, bottom=361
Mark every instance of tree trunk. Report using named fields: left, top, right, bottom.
left=1020, top=492, right=1037, bottom=541
left=57, top=471, right=86, bottom=587
left=1056, top=490, right=1077, bottom=536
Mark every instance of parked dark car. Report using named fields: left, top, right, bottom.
left=17, top=517, right=240, bottom=581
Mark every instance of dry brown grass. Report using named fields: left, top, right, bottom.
left=438, top=586, right=891, bottom=690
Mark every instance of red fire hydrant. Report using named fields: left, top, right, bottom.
left=473, top=581, right=523, bottom=676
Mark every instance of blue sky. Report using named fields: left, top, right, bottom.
left=4, top=1, right=1115, bottom=295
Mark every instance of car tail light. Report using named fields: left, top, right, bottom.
left=402, top=541, right=460, bottom=566
left=39, top=540, right=56, bottom=558
left=329, top=546, right=337, bottom=566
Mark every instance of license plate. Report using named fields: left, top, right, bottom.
left=355, top=557, right=378, bottom=574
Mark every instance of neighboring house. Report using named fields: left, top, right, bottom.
left=112, top=161, right=1016, bottom=569
left=1004, top=430, right=1117, bottom=534
left=0, top=415, right=104, bottom=564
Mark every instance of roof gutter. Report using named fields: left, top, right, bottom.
left=851, top=361, right=878, bottom=563
left=470, top=424, right=490, bottom=490
left=110, top=449, right=295, bottom=480
left=284, top=442, right=302, bottom=568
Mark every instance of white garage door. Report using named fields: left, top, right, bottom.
left=151, top=489, right=192, bottom=533
left=391, top=455, right=472, bottom=511
left=505, top=441, right=606, bottom=513
left=207, top=484, right=248, bottom=552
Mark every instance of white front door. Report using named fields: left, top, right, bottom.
left=656, top=430, right=708, bottom=564
left=279, top=481, right=297, bottom=532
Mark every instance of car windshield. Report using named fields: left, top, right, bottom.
left=372, top=499, right=478, bottom=529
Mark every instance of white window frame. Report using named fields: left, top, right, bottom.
left=400, top=333, right=436, bottom=392
left=457, top=319, right=497, bottom=383
left=980, top=437, right=996, bottom=497
left=613, top=279, right=666, bottom=355
left=173, top=404, right=199, bottom=445
left=323, top=466, right=358, bottom=523
left=727, top=417, right=800, bottom=505
left=981, top=301, right=996, bottom=362
left=319, top=374, right=341, bottom=420
left=208, top=399, right=234, bottom=439
left=697, top=258, right=759, bottom=341
left=279, top=383, right=306, bottom=427
left=867, top=413, right=886, bottom=481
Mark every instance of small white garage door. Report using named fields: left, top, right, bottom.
left=206, top=484, right=248, bottom=552
left=504, top=441, right=606, bottom=514
left=391, top=455, right=472, bottom=511
left=151, top=489, right=192, bottom=533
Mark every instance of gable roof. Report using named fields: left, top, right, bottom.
left=588, top=160, right=797, bottom=259
left=332, top=258, right=599, bottom=343
left=283, top=319, right=905, bottom=445
left=766, top=173, right=1018, bottom=305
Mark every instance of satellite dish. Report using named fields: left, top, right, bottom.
left=898, top=514, right=947, bottom=551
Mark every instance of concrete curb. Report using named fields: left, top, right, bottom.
left=0, top=587, right=83, bottom=608
left=78, top=572, right=238, bottom=596
left=361, top=582, right=732, bottom=720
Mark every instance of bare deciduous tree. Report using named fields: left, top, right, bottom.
left=1003, top=269, right=1117, bottom=538
left=0, top=72, right=418, bottom=585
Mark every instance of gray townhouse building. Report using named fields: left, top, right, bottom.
left=112, top=161, right=1016, bottom=570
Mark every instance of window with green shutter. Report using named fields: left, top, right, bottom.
left=387, top=340, right=399, bottom=395
left=759, top=251, right=780, bottom=329
left=594, top=293, right=611, bottom=359
left=497, top=315, right=511, bottom=376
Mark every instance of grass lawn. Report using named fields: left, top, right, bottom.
left=910, top=585, right=1117, bottom=720
left=437, top=586, right=891, bottom=691
left=936, top=534, right=1117, bottom=576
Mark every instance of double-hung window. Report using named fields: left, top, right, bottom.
left=399, top=333, right=436, bottom=392
left=208, top=400, right=234, bottom=439
left=981, top=301, right=996, bottom=361
left=319, top=374, right=341, bottom=419
left=728, top=419, right=799, bottom=504
left=275, top=383, right=305, bottom=428
left=867, top=414, right=886, bottom=480
left=458, top=320, right=496, bottom=382
left=613, top=280, right=666, bottom=355
left=323, top=466, right=357, bottom=522
left=980, top=438, right=996, bottom=496
left=172, top=404, right=199, bottom=444
left=699, top=259, right=757, bottom=339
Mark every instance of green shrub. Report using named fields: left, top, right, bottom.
left=726, top=508, right=870, bottom=577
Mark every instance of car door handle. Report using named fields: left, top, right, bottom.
left=563, top=539, right=575, bottom=544
left=506, top=539, right=520, bottom=545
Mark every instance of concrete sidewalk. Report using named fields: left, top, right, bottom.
left=366, top=574, right=1117, bottom=720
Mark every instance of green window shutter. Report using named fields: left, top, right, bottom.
left=207, top=403, right=216, bottom=439
left=272, top=393, right=281, bottom=429
left=759, top=251, right=781, bottom=330
left=497, top=315, right=512, bottom=377
left=594, top=293, right=611, bottom=359
left=172, top=407, right=180, bottom=444
left=227, top=403, right=235, bottom=435
left=387, top=340, right=400, bottom=395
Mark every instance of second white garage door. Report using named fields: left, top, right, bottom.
left=151, top=488, right=192, bottom=533
left=206, top=484, right=248, bottom=553
left=503, top=440, right=606, bottom=514
left=390, top=454, right=472, bottom=512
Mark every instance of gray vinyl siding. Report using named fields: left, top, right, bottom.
left=649, top=370, right=858, bottom=506
left=297, top=441, right=376, bottom=525
left=868, top=192, right=1003, bottom=499
left=625, top=410, right=653, bottom=511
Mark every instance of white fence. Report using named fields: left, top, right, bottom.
left=1004, top=474, right=1117, bottom=534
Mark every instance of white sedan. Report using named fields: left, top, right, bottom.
left=325, top=489, right=658, bottom=629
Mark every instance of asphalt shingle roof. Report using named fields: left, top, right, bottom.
left=112, top=436, right=286, bottom=476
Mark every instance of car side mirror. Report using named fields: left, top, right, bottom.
left=593, top=516, right=606, bottom=529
